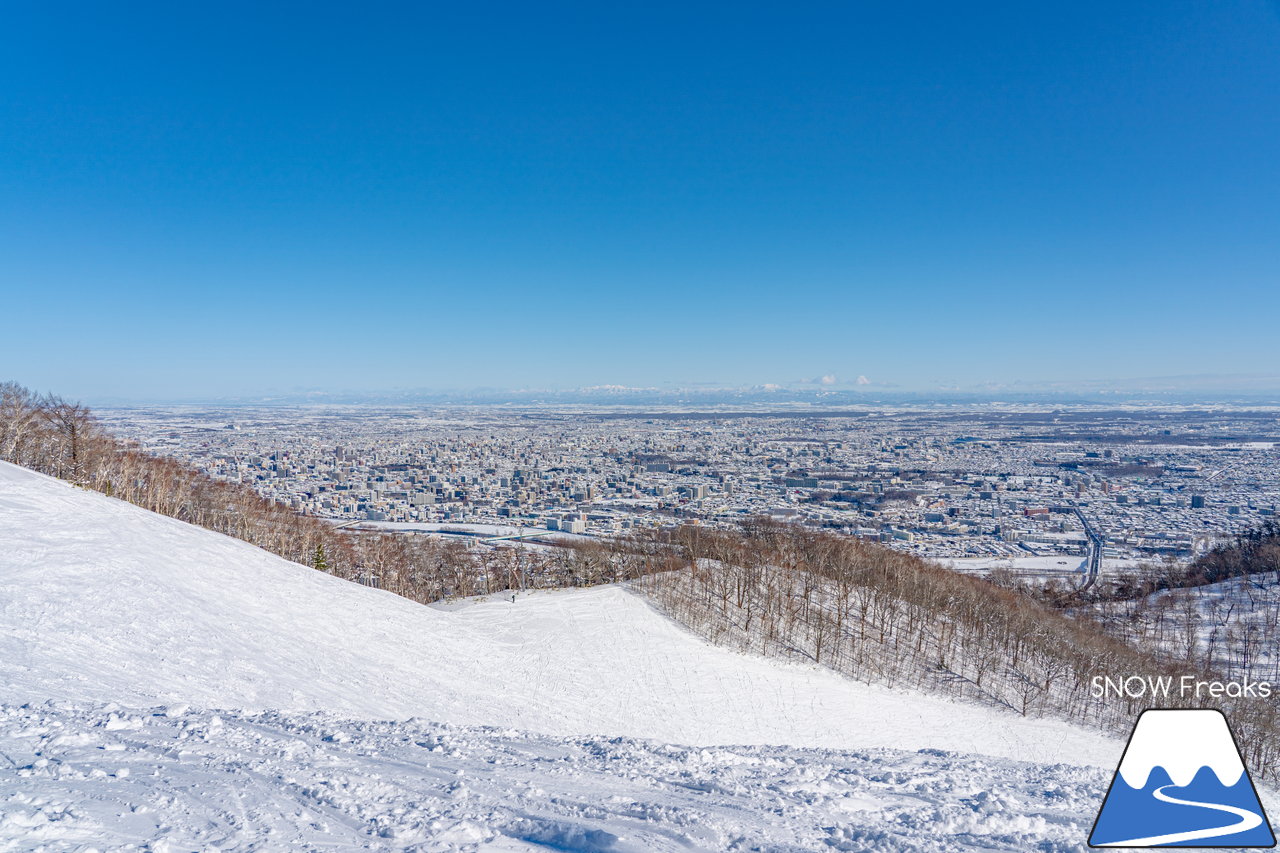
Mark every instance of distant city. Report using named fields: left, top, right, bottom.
left=98, top=404, right=1280, bottom=582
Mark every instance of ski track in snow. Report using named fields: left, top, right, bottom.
left=2, top=700, right=1112, bottom=852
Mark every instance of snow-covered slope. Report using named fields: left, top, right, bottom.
left=3, top=702, right=1112, bottom=852
left=1085, top=570, right=1280, bottom=683
left=0, top=460, right=1146, bottom=850
left=0, top=461, right=1114, bottom=763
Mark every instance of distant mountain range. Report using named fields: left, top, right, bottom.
left=100, top=374, right=1280, bottom=408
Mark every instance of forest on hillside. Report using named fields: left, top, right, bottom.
left=626, top=521, right=1280, bottom=781
left=999, top=519, right=1280, bottom=693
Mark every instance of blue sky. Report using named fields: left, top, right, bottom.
left=2, top=1, right=1278, bottom=402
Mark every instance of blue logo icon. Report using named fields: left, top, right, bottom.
left=1090, top=709, right=1275, bottom=847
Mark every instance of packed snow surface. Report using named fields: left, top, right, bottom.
left=3, top=701, right=1112, bottom=852
left=0, top=461, right=1143, bottom=850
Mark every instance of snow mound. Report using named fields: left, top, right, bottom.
left=0, top=460, right=1115, bottom=764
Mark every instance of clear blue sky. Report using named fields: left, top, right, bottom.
left=2, top=1, right=1278, bottom=401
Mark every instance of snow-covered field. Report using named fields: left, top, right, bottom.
left=0, top=461, right=1145, bottom=850
left=942, top=555, right=1146, bottom=575
left=942, top=555, right=1088, bottom=574
left=338, top=520, right=594, bottom=545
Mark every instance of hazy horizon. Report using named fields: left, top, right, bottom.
left=70, top=371, right=1280, bottom=408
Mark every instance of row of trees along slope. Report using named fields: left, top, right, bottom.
left=0, top=381, right=642, bottom=602
left=624, top=520, right=1280, bottom=782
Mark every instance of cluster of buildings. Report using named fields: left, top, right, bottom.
left=98, top=405, right=1280, bottom=576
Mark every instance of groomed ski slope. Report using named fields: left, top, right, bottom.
left=0, top=461, right=1115, bottom=763
left=0, top=459, right=1164, bottom=850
